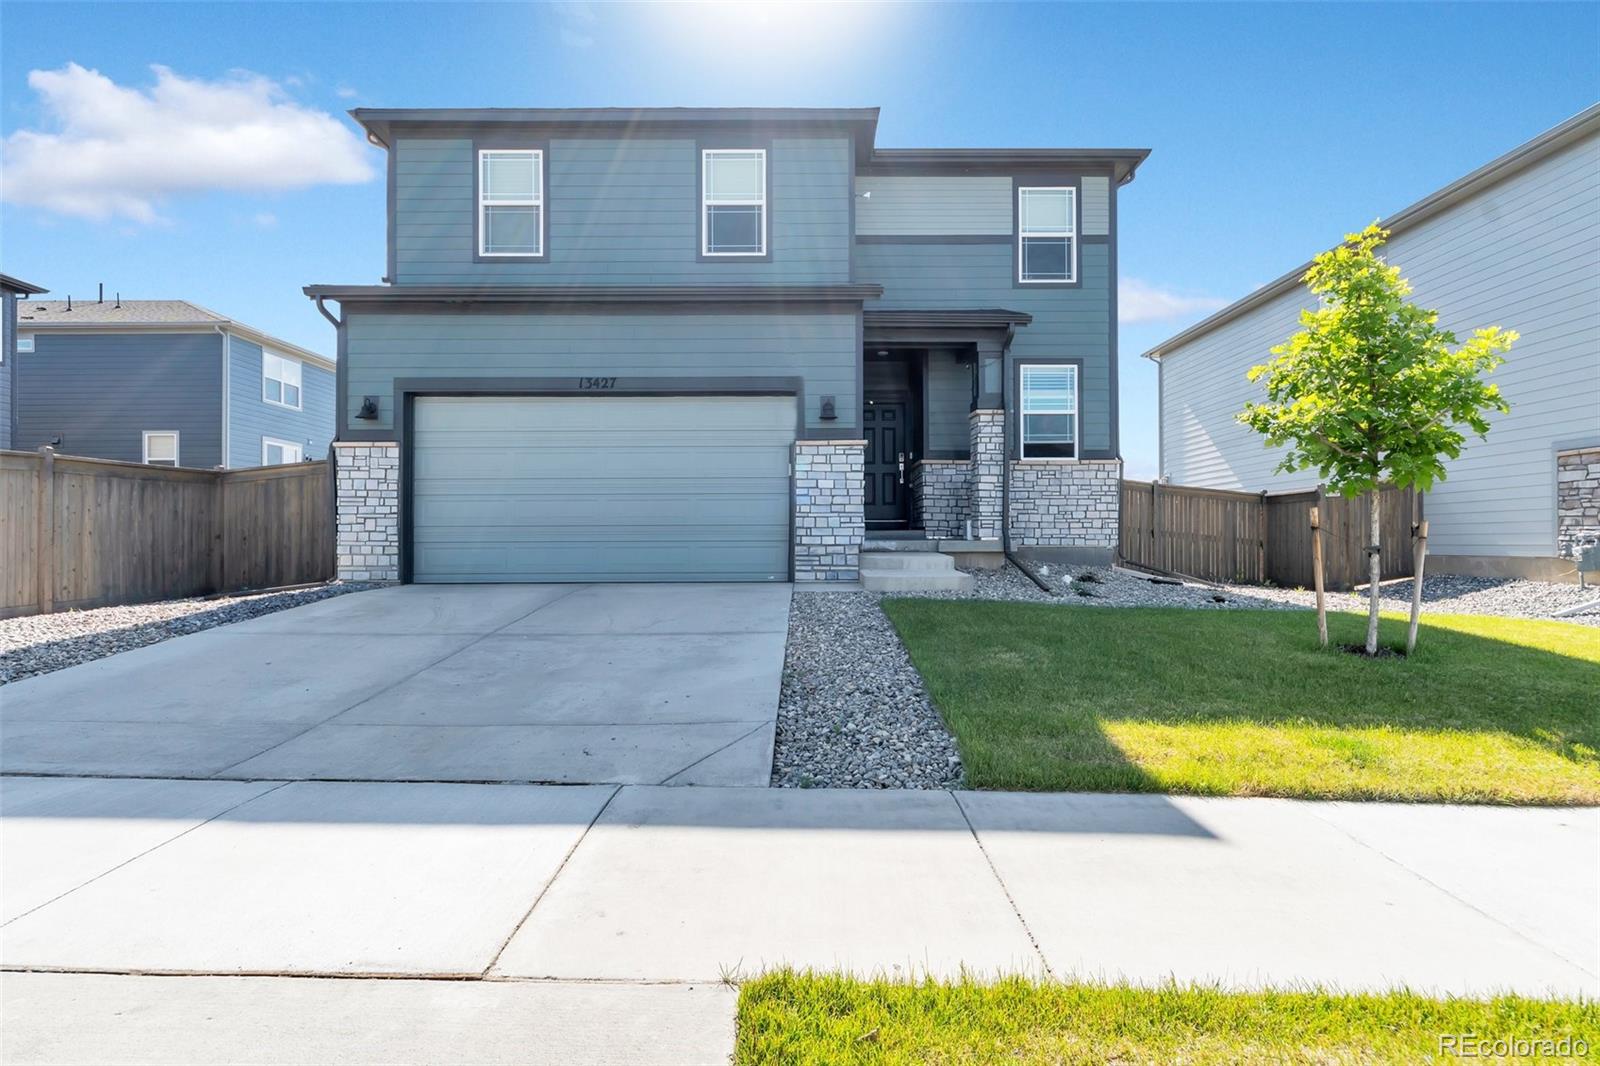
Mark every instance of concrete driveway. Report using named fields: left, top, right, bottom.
left=0, top=583, right=790, bottom=786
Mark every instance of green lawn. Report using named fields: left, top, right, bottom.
left=736, top=972, right=1600, bottom=1065
left=879, top=603, right=1600, bottom=804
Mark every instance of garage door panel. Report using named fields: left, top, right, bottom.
left=410, top=395, right=795, bottom=583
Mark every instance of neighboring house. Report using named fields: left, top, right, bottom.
left=2, top=273, right=50, bottom=451
left=1145, top=104, right=1600, bottom=582
left=11, top=298, right=335, bottom=469
left=306, top=106, right=1147, bottom=584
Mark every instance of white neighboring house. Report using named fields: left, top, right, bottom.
left=1144, top=104, right=1600, bottom=582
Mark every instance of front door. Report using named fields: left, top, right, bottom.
left=863, top=399, right=910, bottom=527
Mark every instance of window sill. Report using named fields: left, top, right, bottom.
left=262, top=397, right=303, bottom=412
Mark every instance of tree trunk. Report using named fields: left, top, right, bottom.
left=1366, top=489, right=1382, bottom=655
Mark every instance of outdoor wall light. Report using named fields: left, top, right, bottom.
left=357, top=396, right=380, bottom=420
left=820, top=396, right=837, bottom=421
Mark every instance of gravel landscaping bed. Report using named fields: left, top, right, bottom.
left=895, top=562, right=1600, bottom=625
left=772, top=591, right=962, bottom=789
left=0, top=582, right=378, bottom=685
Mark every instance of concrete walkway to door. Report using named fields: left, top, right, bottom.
left=0, top=583, right=790, bottom=786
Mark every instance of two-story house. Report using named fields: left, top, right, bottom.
left=306, top=107, right=1147, bottom=584
left=2, top=272, right=51, bottom=451
left=10, top=297, right=335, bottom=469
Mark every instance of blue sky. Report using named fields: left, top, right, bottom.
left=4, top=2, right=1596, bottom=477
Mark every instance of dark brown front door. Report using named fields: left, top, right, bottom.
left=863, top=399, right=909, bottom=526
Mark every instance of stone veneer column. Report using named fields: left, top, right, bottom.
left=1557, top=447, right=1600, bottom=563
left=334, top=441, right=399, bottom=582
left=968, top=410, right=1005, bottom=540
left=792, top=439, right=865, bottom=582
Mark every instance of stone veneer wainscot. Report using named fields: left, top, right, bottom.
left=793, top=439, right=865, bottom=582
left=1007, top=459, right=1121, bottom=549
left=1558, top=447, right=1600, bottom=563
left=334, top=441, right=400, bottom=582
left=910, top=460, right=969, bottom=539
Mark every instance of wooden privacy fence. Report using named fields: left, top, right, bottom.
left=1119, top=480, right=1422, bottom=590
left=1, top=448, right=334, bottom=618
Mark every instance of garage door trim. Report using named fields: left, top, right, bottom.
left=392, top=375, right=819, bottom=583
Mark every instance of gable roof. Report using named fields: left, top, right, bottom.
left=1142, top=102, right=1600, bottom=362
left=15, top=299, right=333, bottom=369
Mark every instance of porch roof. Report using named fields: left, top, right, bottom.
left=863, top=309, right=1033, bottom=330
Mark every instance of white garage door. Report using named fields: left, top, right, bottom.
left=410, top=395, right=795, bottom=582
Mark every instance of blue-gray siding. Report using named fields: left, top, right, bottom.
left=226, top=334, right=335, bottom=466
left=925, top=349, right=971, bottom=454
left=343, top=309, right=859, bottom=433
left=13, top=332, right=224, bottom=466
left=394, top=135, right=852, bottom=285
left=856, top=240, right=1114, bottom=454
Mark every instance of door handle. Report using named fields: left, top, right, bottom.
left=897, top=452, right=906, bottom=484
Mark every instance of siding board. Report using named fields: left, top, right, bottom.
left=226, top=335, right=336, bottom=467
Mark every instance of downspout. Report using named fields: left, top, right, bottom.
left=996, top=325, right=1054, bottom=594
left=216, top=326, right=230, bottom=469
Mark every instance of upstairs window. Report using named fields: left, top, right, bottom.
left=143, top=431, right=179, bottom=467
left=16, top=334, right=34, bottom=353
left=702, top=149, right=766, bottom=256
left=1019, top=363, right=1078, bottom=459
left=263, top=351, right=302, bottom=410
left=1018, top=187, right=1076, bottom=283
left=479, top=149, right=544, bottom=257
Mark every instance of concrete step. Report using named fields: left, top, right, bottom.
left=857, top=560, right=979, bottom=592
left=859, top=566, right=977, bottom=594
left=859, top=550, right=958, bottom=573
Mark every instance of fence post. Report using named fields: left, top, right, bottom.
left=1310, top=504, right=1327, bottom=648
left=211, top=473, right=227, bottom=594
left=1257, top=490, right=1268, bottom=584
left=35, top=446, right=55, bottom=615
left=1151, top=480, right=1164, bottom=573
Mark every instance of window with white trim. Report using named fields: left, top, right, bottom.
left=1018, top=187, right=1076, bottom=283
left=262, top=437, right=303, bottom=465
left=478, top=149, right=543, bottom=257
left=1019, top=363, right=1078, bottom=459
left=16, top=334, right=34, bottom=353
left=702, top=149, right=766, bottom=255
left=143, top=431, right=179, bottom=467
left=263, top=351, right=302, bottom=409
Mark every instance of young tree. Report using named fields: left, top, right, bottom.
left=1239, top=223, right=1514, bottom=655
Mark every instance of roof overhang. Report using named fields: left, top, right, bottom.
left=17, top=319, right=334, bottom=370
left=1143, top=102, right=1600, bottom=362
left=351, top=107, right=881, bottom=156
left=863, top=148, right=1151, bottom=185
left=0, top=273, right=48, bottom=296
left=304, top=283, right=883, bottom=308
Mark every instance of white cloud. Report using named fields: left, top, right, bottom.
left=253, top=211, right=278, bottom=229
left=2, top=63, right=376, bottom=223
left=336, top=85, right=360, bottom=100
left=1119, top=278, right=1230, bottom=324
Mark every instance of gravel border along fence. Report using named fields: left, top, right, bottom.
left=0, top=583, right=379, bottom=685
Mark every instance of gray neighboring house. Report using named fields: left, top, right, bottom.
left=307, top=106, right=1148, bottom=584
left=1145, top=104, right=1600, bottom=582
left=10, top=297, right=335, bottom=469
left=2, top=273, right=51, bottom=452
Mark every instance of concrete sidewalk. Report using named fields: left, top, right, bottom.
left=2, top=777, right=1595, bottom=1063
